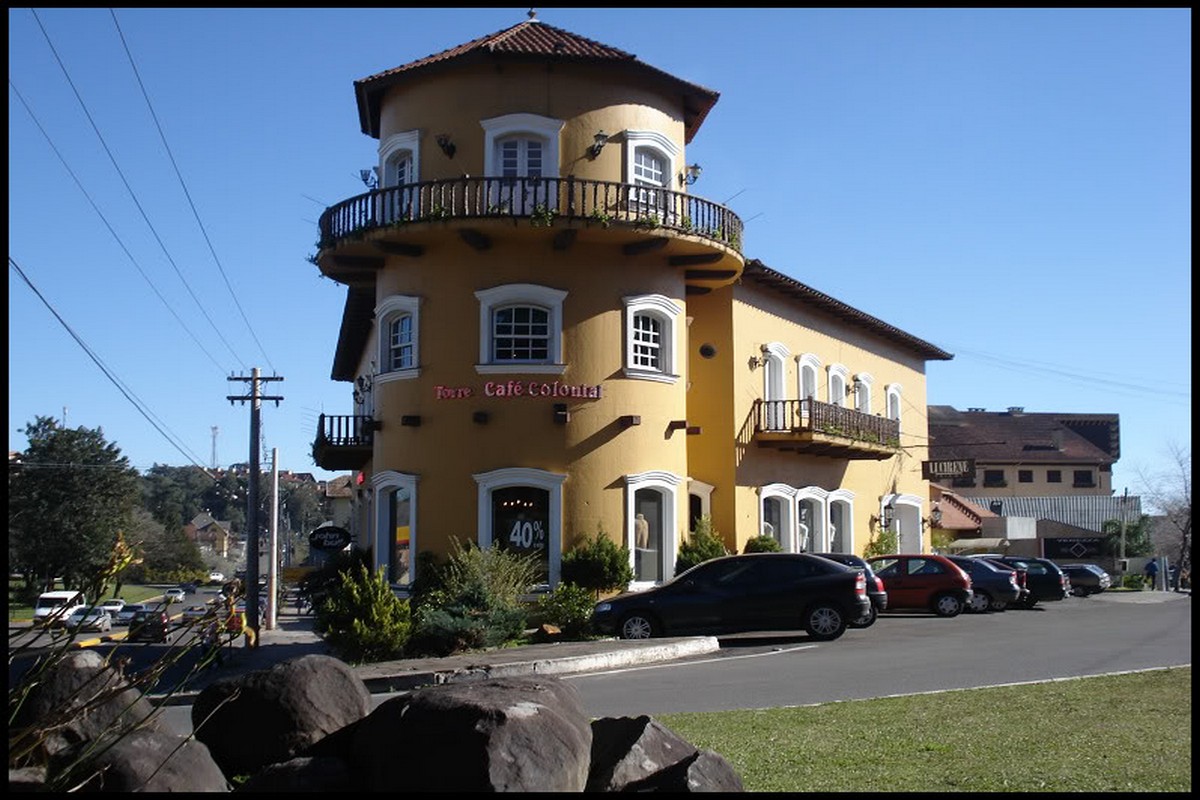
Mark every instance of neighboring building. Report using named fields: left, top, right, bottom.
left=310, top=14, right=951, bottom=592
left=927, top=405, right=1119, bottom=497
left=183, top=512, right=234, bottom=560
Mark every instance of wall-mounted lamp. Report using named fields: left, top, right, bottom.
left=436, top=133, right=456, bottom=159
left=922, top=502, right=943, bottom=531
left=359, top=167, right=379, bottom=190
left=748, top=355, right=763, bottom=370
left=678, top=163, right=702, bottom=186
left=588, top=130, right=609, bottom=159
left=870, top=500, right=896, bottom=532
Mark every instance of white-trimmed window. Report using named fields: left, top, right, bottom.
left=797, top=353, right=821, bottom=402
left=624, top=130, right=679, bottom=219
left=827, top=489, right=855, bottom=554
left=378, top=130, right=419, bottom=223
left=474, top=467, right=564, bottom=589
left=375, top=295, right=421, bottom=384
left=854, top=372, right=873, bottom=414
left=687, top=478, right=715, bottom=533
left=760, top=483, right=797, bottom=552
left=828, top=363, right=849, bottom=408
left=482, top=113, right=563, bottom=213
left=885, top=383, right=903, bottom=430
left=762, top=342, right=791, bottom=430
left=622, top=294, right=681, bottom=382
left=796, top=486, right=830, bottom=552
left=626, top=471, right=682, bottom=587
left=371, top=471, right=418, bottom=587
left=475, top=284, right=567, bottom=375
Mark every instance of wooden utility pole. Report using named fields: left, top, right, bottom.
left=227, top=368, right=283, bottom=647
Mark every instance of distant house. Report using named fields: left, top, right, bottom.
left=184, top=512, right=234, bottom=560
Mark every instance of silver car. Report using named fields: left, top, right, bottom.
left=65, top=608, right=112, bottom=633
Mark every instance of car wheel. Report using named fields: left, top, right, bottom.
left=618, top=612, right=659, bottom=640
left=849, top=603, right=877, bottom=629
left=989, top=596, right=1009, bottom=612
left=804, top=603, right=847, bottom=641
left=967, top=591, right=992, bottom=614
left=933, top=592, right=964, bottom=617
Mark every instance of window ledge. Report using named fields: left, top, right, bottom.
left=375, top=368, right=421, bottom=385
left=475, top=363, right=567, bottom=376
left=621, top=368, right=680, bottom=384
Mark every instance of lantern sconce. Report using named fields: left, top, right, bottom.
left=436, top=133, right=456, bottom=159
left=588, top=130, right=609, bottom=159
left=870, top=499, right=896, bottom=532
left=678, top=163, right=702, bottom=186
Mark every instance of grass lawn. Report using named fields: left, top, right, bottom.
left=659, top=666, right=1191, bottom=792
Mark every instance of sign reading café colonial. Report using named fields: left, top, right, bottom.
left=435, top=380, right=603, bottom=400
left=921, top=459, right=976, bottom=480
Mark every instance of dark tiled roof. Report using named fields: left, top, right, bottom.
left=740, top=260, right=954, bottom=362
left=332, top=286, right=376, bottom=382
left=928, top=406, right=1119, bottom=464
left=969, top=494, right=1140, bottom=534
left=354, top=18, right=720, bottom=142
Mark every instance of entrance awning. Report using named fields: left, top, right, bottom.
left=944, top=537, right=1010, bottom=554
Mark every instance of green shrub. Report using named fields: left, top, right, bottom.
left=535, top=582, right=597, bottom=639
left=298, top=548, right=373, bottom=622
left=561, top=527, right=633, bottom=599
left=675, top=515, right=728, bottom=574
left=743, top=535, right=782, bottom=554
left=862, top=529, right=899, bottom=558
left=319, top=563, right=411, bottom=664
left=1121, top=574, right=1147, bottom=589
left=408, top=539, right=539, bottom=657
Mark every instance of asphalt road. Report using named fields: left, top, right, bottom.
left=562, top=591, right=1191, bottom=717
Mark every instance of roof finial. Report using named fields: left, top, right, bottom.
left=527, top=8, right=539, bottom=22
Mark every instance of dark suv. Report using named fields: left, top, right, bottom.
left=127, top=608, right=171, bottom=643
left=811, top=553, right=888, bottom=628
left=942, top=554, right=1022, bottom=613
left=982, top=556, right=1070, bottom=604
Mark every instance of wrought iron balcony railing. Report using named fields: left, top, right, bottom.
left=312, top=413, right=376, bottom=471
left=753, top=398, right=901, bottom=455
left=317, top=176, right=743, bottom=253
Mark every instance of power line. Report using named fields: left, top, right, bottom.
left=9, top=79, right=229, bottom=375
left=110, top=8, right=276, bottom=374
left=29, top=7, right=248, bottom=372
left=10, top=255, right=215, bottom=477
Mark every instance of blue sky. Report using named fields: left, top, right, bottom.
left=8, top=8, right=1191, bottom=503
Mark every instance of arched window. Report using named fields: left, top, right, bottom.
left=475, top=284, right=567, bottom=374
left=828, top=364, right=849, bottom=408
left=371, top=471, right=418, bottom=587
left=827, top=489, right=855, bottom=554
left=378, top=130, right=419, bottom=222
left=626, top=471, right=682, bottom=586
left=854, top=372, right=873, bottom=415
left=797, top=353, right=821, bottom=402
left=796, top=486, right=830, bottom=552
left=375, top=295, right=421, bottom=384
left=886, top=383, right=903, bottom=430
left=474, top=467, right=565, bottom=589
left=624, top=130, right=679, bottom=221
left=762, top=342, right=790, bottom=430
left=760, top=483, right=797, bottom=552
left=482, top=113, right=563, bottom=213
left=623, top=294, right=681, bottom=382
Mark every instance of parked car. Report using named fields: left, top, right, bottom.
left=181, top=604, right=211, bottom=621
left=127, top=608, right=171, bottom=643
left=115, top=603, right=149, bottom=625
left=208, top=571, right=225, bottom=585
left=100, top=598, right=126, bottom=616
left=811, top=552, right=888, bottom=628
left=1060, top=563, right=1112, bottom=596
left=942, top=555, right=1022, bottom=613
left=977, top=556, right=1034, bottom=607
left=32, top=590, right=87, bottom=627
left=164, top=588, right=187, bottom=604
left=866, top=554, right=974, bottom=617
left=980, top=556, right=1070, bottom=604
left=64, top=607, right=113, bottom=633
left=592, top=553, right=871, bottom=642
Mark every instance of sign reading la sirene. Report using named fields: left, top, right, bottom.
left=921, top=459, right=975, bottom=480
left=435, top=380, right=603, bottom=400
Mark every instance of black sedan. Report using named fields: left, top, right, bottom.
left=811, top=552, right=888, bottom=628
left=592, top=553, right=871, bottom=642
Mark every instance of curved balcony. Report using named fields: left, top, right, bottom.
left=753, top=399, right=901, bottom=461
left=314, top=176, right=744, bottom=292
left=312, top=413, right=377, bottom=471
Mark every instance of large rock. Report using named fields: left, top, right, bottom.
left=47, top=729, right=229, bottom=792
left=587, top=715, right=699, bottom=791
left=623, top=748, right=745, bottom=792
left=10, top=650, right=160, bottom=762
left=352, top=675, right=593, bottom=792
left=192, top=654, right=371, bottom=777
left=237, top=756, right=358, bottom=792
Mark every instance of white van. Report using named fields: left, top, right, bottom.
left=32, top=590, right=88, bottom=626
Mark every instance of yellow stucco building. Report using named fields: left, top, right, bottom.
left=311, top=15, right=952, bottom=592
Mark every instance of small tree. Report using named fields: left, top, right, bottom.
left=561, top=526, right=633, bottom=599
left=743, top=535, right=782, bottom=554
left=675, top=515, right=728, bottom=574
left=535, top=582, right=597, bottom=639
left=319, top=563, right=411, bottom=663
left=862, top=528, right=899, bottom=558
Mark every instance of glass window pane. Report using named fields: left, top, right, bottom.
left=492, top=486, right=549, bottom=585
left=389, top=487, right=412, bottom=585
left=634, top=488, right=664, bottom=582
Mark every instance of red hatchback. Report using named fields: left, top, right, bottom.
left=866, top=554, right=974, bottom=617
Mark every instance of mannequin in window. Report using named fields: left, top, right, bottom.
left=635, top=513, right=650, bottom=549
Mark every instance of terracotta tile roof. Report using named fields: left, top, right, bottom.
left=741, top=260, right=954, bottom=361
left=928, top=406, right=1119, bottom=464
left=932, top=486, right=996, bottom=531
left=354, top=17, right=719, bottom=142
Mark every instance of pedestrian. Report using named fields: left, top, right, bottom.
left=1143, top=558, right=1159, bottom=590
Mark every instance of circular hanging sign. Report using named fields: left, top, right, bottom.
left=309, top=525, right=352, bottom=552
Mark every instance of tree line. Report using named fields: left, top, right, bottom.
left=9, top=416, right=329, bottom=603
